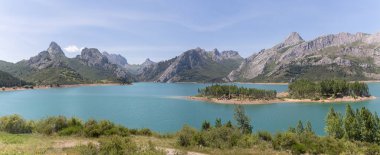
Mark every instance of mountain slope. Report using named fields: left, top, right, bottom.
left=227, top=32, right=380, bottom=82
left=0, top=42, right=134, bottom=85
left=0, top=70, right=29, bottom=87
left=138, top=48, right=243, bottom=82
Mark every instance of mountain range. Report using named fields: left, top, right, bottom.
left=0, top=31, right=380, bottom=86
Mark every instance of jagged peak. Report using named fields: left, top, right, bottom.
left=141, top=58, right=155, bottom=66
left=47, top=41, right=65, bottom=57
left=283, top=32, right=304, bottom=46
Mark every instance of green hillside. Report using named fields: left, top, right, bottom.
left=0, top=70, right=29, bottom=87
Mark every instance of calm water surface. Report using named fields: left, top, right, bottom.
left=0, top=82, right=379, bottom=135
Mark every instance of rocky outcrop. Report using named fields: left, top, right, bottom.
left=103, top=52, right=128, bottom=68
left=147, top=48, right=243, bottom=82
left=27, top=42, right=67, bottom=69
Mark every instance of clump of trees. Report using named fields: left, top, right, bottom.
left=325, top=105, right=380, bottom=143
left=289, top=79, right=370, bottom=99
left=198, top=84, right=277, bottom=100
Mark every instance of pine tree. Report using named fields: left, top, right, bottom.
left=325, top=107, right=344, bottom=139
left=234, top=105, right=252, bottom=134
left=305, top=121, right=314, bottom=134
left=215, top=118, right=222, bottom=128
left=343, top=104, right=359, bottom=140
left=296, top=120, right=304, bottom=135
left=201, top=121, right=211, bottom=131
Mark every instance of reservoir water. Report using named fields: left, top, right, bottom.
left=0, top=82, right=379, bottom=135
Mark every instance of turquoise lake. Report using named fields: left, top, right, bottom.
left=0, top=82, right=379, bottom=135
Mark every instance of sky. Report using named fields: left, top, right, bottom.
left=0, top=0, right=379, bottom=64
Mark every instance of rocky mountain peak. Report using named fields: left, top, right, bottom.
left=78, top=48, right=108, bottom=66
left=283, top=32, right=304, bottom=46
left=47, top=41, right=65, bottom=58
left=142, top=58, right=155, bottom=66
left=103, top=52, right=128, bottom=67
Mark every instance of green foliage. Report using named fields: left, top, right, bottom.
left=296, top=120, right=304, bottom=135
left=0, top=70, right=31, bottom=87
left=201, top=120, right=211, bottom=131
left=257, top=131, right=272, bottom=141
left=0, top=115, right=33, bottom=134
left=344, top=104, right=360, bottom=140
left=325, top=107, right=344, bottom=139
left=215, top=118, right=222, bottom=128
left=177, top=125, right=197, bottom=147
left=98, top=135, right=138, bottom=155
left=198, top=84, right=277, bottom=100
left=289, top=79, right=370, bottom=99
left=35, top=116, right=69, bottom=135
left=234, top=105, right=253, bottom=134
left=326, top=106, right=380, bottom=144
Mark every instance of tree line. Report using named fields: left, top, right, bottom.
left=197, top=84, right=277, bottom=100
left=288, top=79, right=370, bottom=99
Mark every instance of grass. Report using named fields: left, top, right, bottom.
left=0, top=132, right=289, bottom=155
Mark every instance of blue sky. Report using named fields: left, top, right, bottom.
left=0, top=0, right=379, bottom=64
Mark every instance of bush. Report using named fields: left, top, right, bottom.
left=58, top=126, right=83, bottom=136
left=237, top=134, right=258, bottom=148
left=35, top=116, right=68, bottom=135
left=257, top=131, right=272, bottom=141
left=0, top=114, right=33, bottom=134
left=99, top=135, right=137, bottom=154
left=177, top=125, right=197, bottom=147
left=84, top=119, right=101, bottom=138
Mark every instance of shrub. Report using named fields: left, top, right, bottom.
left=202, top=126, right=242, bottom=149
left=0, top=114, right=33, bottom=134
left=257, top=131, right=272, bottom=141
left=177, top=125, right=197, bottom=147
left=84, top=119, right=101, bottom=138
left=99, top=135, right=138, bottom=155
left=237, top=134, right=258, bottom=148
left=35, top=116, right=68, bottom=135
left=58, top=126, right=83, bottom=136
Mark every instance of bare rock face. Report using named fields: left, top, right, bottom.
left=227, top=32, right=380, bottom=82
left=76, top=48, right=131, bottom=80
left=103, top=52, right=128, bottom=68
left=282, top=32, right=304, bottom=47
left=77, top=48, right=109, bottom=67
left=137, top=47, right=243, bottom=82
left=27, top=42, right=67, bottom=69
left=157, top=48, right=208, bottom=82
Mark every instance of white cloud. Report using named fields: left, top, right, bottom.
left=64, top=45, right=82, bottom=53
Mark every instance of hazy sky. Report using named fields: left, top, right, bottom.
left=0, top=0, right=379, bottom=64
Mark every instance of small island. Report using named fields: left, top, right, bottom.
left=189, top=79, right=375, bottom=104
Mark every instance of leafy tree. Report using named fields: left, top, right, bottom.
left=234, top=105, right=252, bottom=134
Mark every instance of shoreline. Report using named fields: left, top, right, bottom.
left=188, top=96, right=376, bottom=105
left=1, top=83, right=125, bottom=92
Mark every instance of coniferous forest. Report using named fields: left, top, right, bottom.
left=288, top=79, right=370, bottom=99
left=197, top=84, right=277, bottom=100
